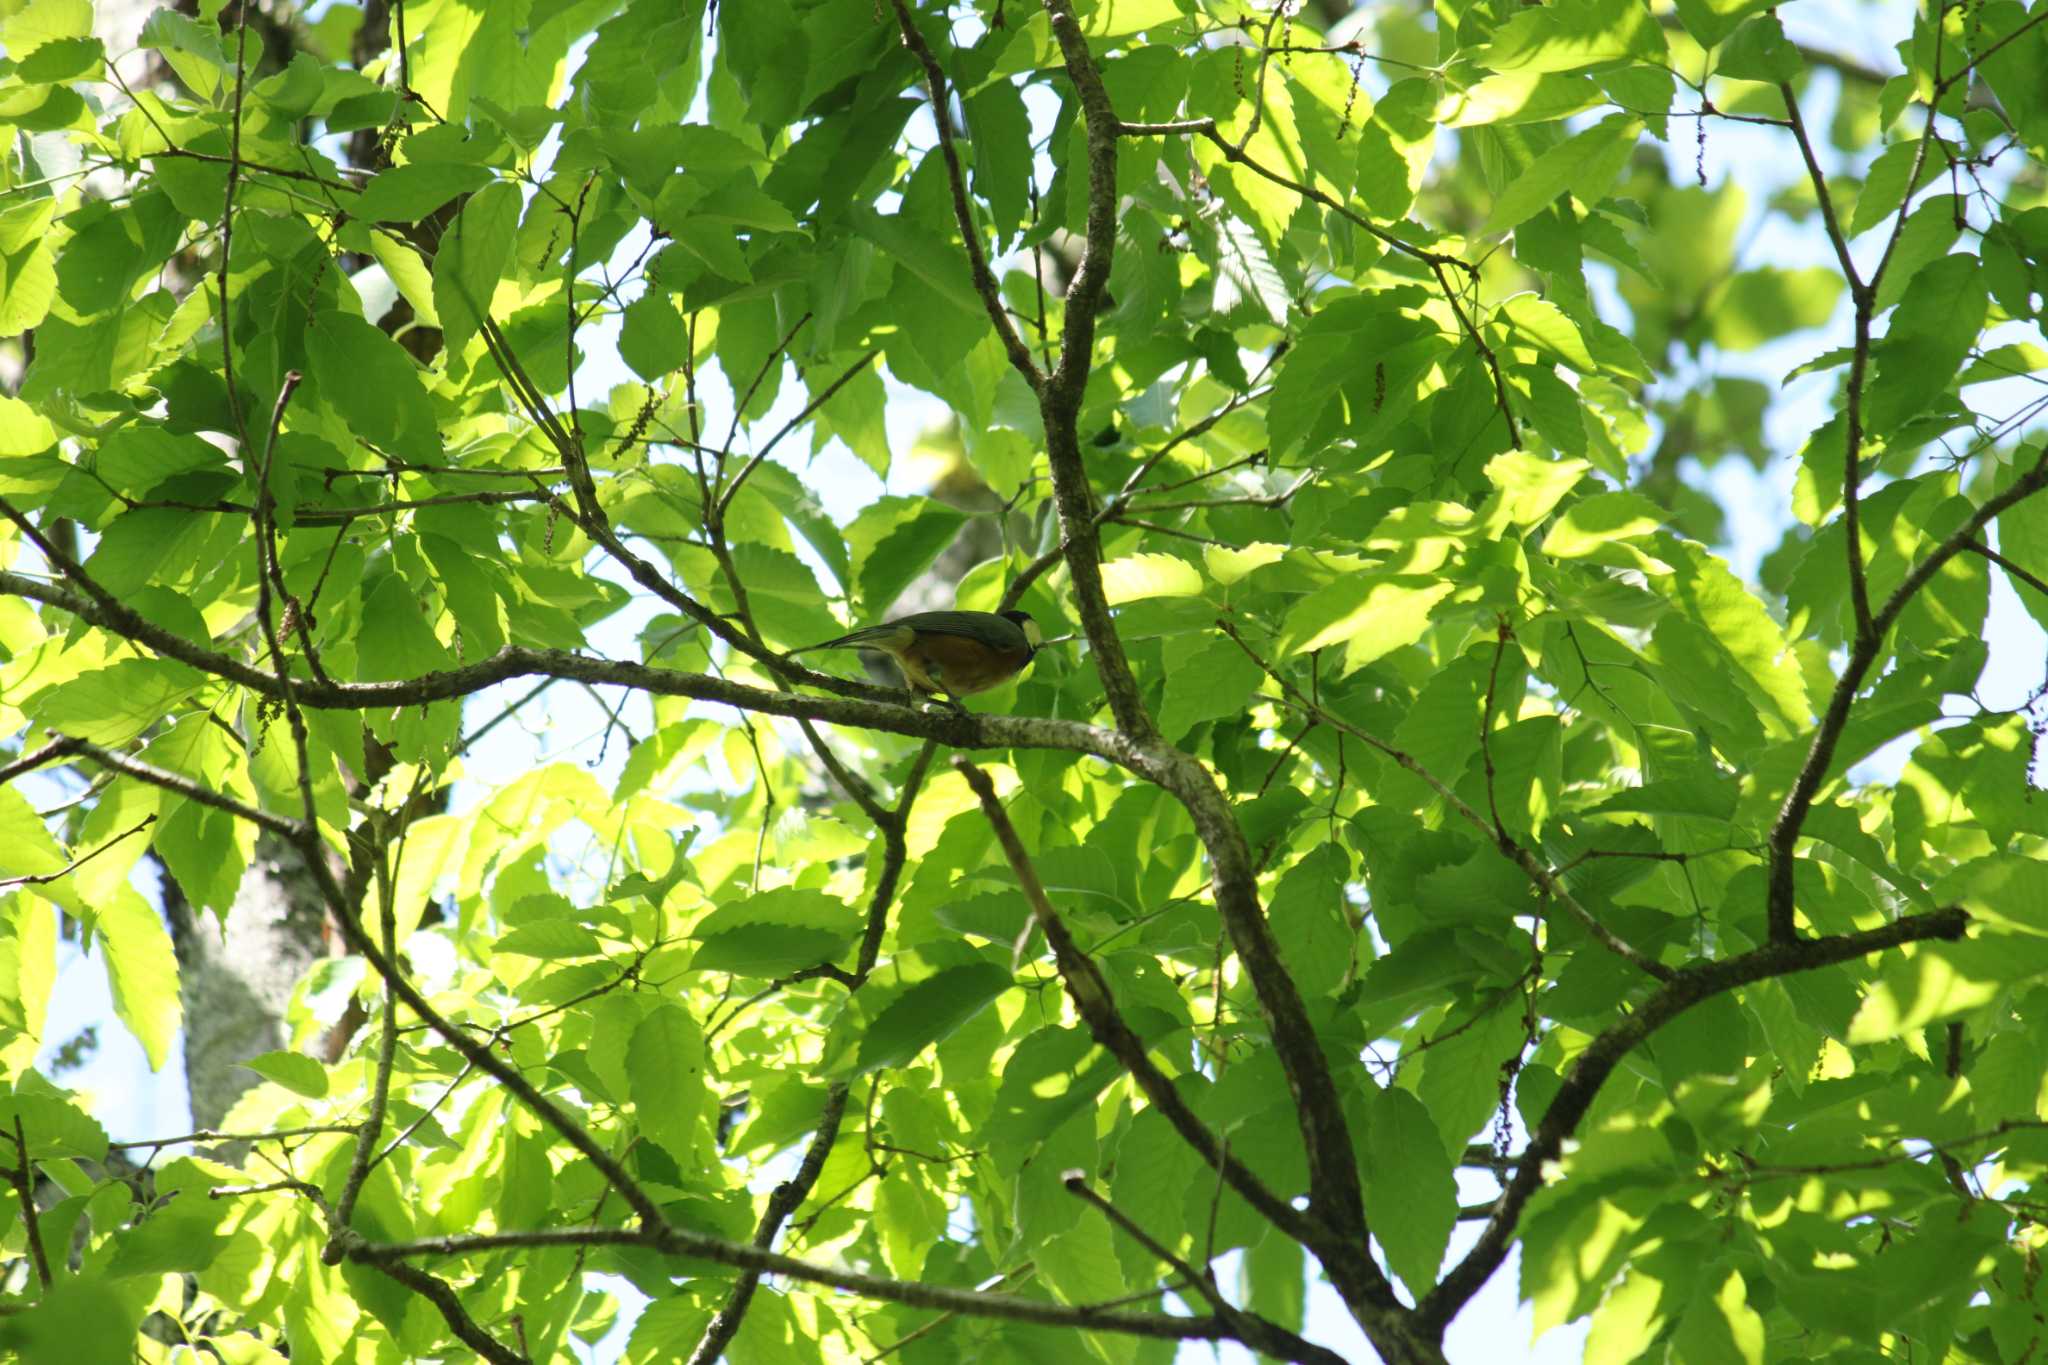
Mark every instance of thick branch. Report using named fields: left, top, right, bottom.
left=1020, top=13, right=1398, bottom=1322
left=1420, top=905, right=1969, bottom=1331
left=956, top=760, right=1321, bottom=1249
left=1022, top=0, right=1157, bottom=740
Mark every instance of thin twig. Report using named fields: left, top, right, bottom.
left=7, top=1118, right=51, bottom=1289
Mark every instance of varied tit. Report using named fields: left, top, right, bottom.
left=793, top=609, right=1044, bottom=699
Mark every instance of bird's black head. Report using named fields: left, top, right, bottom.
left=999, top=609, right=1043, bottom=652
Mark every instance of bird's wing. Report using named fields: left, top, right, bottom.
left=885, top=611, right=1029, bottom=648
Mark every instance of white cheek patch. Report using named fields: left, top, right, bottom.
left=1022, top=619, right=1044, bottom=649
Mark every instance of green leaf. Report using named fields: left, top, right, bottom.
left=1482, top=0, right=1664, bottom=74
left=0, top=893, right=57, bottom=1040
left=1933, top=855, right=2048, bottom=937
left=1866, top=254, right=1986, bottom=436
left=1202, top=541, right=1286, bottom=585
left=1499, top=294, right=1598, bottom=373
left=1673, top=1265, right=1766, bottom=1365
left=1486, top=115, right=1642, bottom=234
left=98, top=889, right=180, bottom=1073
left=107, top=1196, right=231, bottom=1277
left=1671, top=0, right=1776, bottom=46
left=2, top=0, right=92, bottom=55
left=432, top=180, right=520, bottom=352
left=0, top=394, right=57, bottom=455
left=1846, top=942, right=2012, bottom=1043
left=695, top=923, right=853, bottom=977
left=0, top=784, right=68, bottom=884
left=1488, top=450, right=1591, bottom=525
left=1363, top=1085, right=1458, bottom=1296
left=93, top=424, right=227, bottom=496
left=1540, top=490, right=1666, bottom=556
left=1267, top=844, right=1355, bottom=998
left=1213, top=213, right=1289, bottom=325
left=26, top=659, right=203, bottom=746
left=689, top=884, right=856, bottom=967
left=1283, top=575, right=1456, bottom=670
left=844, top=496, right=969, bottom=612
left=1101, top=552, right=1203, bottom=605
left=857, top=963, right=1012, bottom=1073
left=351, top=163, right=495, bottom=224
left=0, top=1274, right=139, bottom=1365
left=619, top=292, right=689, bottom=380
left=495, top=921, right=604, bottom=958
left=241, top=1049, right=329, bottom=1097
left=307, top=311, right=439, bottom=462
left=629, top=1003, right=709, bottom=1154
left=16, top=34, right=102, bottom=83
left=1717, top=16, right=1802, bottom=83
left=1158, top=632, right=1265, bottom=740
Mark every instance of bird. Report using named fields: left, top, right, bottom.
left=791, top=609, right=1044, bottom=699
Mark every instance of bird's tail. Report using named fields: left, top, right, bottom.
left=788, top=624, right=904, bottom=656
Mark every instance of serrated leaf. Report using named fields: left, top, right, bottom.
left=629, top=1003, right=709, bottom=1152
left=1540, top=490, right=1666, bottom=555
left=95, top=888, right=180, bottom=1080
left=495, top=920, right=604, bottom=958
left=1212, top=214, right=1288, bottom=325
left=1500, top=294, right=1597, bottom=372
left=1363, top=1086, right=1458, bottom=1296
left=242, top=1049, right=328, bottom=1098
left=26, top=659, right=204, bottom=747
left=845, top=496, right=968, bottom=613
left=857, top=963, right=1012, bottom=1073
left=1101, top=552, right=1202, bottom=605
left=307, top=311, right=438, bottom=462
left=1203, top=541, right=1285, bottom=585
left=1866, top=254, right=1986, bottom=436
left=351, top=163, right=495, bottom=224
left=694, top=923, right=851, bottom=977
left=1486, top=115, right=1642, bottom=234
left=432, top=180, right=519, bottom=351
left=1284, top=575, right=1455, bottom=665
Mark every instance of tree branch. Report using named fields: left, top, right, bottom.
left=1216, top=619, right=1671, bottom=981
left=369, top=1257, right=529, bottom=1365
left=956, top=759, right=1323, bottom=1250
left=6, top=1118, right=51, bottom=1290
left=60, top=739, right=303, bottom=839
left=1063, top=1174, right=1351, bottom=1365
left=1420, top=905, right=1970, bottom=1332
left=885, top=0, right=1042, bottom=387
left=1023, top=16, right=1415, bottom=1340
left=1779, top=83, right=1875, bottom=640
left=1765, top=443, right=2048, bottom=942
left=1036, top=0, right=1160, bottom=742
left=688, top=741, right=933, bottom=1361
left=347, top=1224, right=1238, bottom=1343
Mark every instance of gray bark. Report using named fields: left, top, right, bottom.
left=161, top=839, right=332, bottom=1129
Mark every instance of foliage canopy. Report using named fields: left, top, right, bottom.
left=1, top=0, right=2047, bottom=1361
